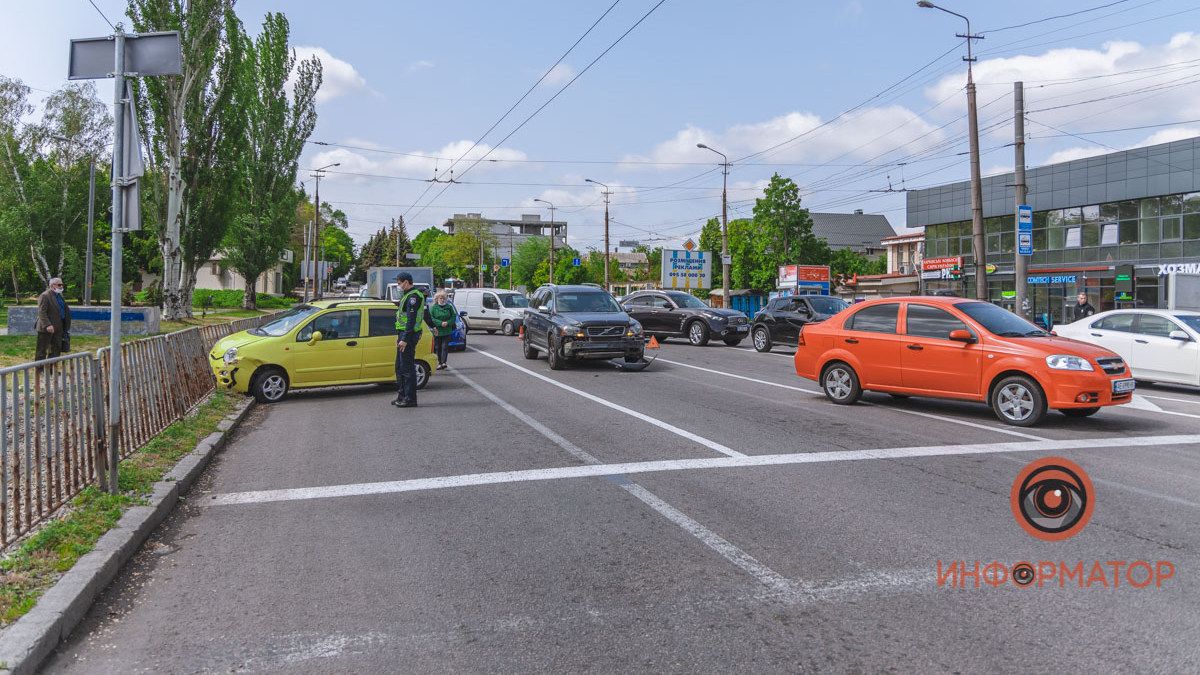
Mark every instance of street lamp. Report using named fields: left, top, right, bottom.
left=697, top=143, right=730, bottom=308
left=534, top=198, right=557, bottom=284
left=308, top=162, right=340, bottom=300
left=917, top=1, right=986, bottom=301
left=585, top=178, right=613, bottom=293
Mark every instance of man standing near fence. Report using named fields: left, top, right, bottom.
left=35, top=277, right=71, bottom=361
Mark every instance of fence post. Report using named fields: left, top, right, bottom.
left=90, top=355, right=110, bottom=493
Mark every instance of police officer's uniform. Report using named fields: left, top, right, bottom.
left=394, top=283, right=434, bottom=407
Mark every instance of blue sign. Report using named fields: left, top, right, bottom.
left=1018, top=205, right=1033, bottom=256
left=500, top=258, right=510, bottom=268
left=1027, top=274, right=1076, bottom=285
left=796, top=281, right=831, bottom=296
left=571, top=257, right=581, bottom=267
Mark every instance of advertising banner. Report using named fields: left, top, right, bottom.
left=662, top=249, right=711, bottom=290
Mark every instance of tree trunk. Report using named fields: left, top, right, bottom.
left=243, top=272, right=258, bottom=310
left=180, top=263, right=198, bottom=319
left=160, top=158, right=186, bottom=320
left=10, top=267, right=20, bottom=305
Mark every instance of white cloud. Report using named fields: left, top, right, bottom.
left=542, top=63, right=575, bottom=87
left=406, top=60, right=435, bottom=74
left=309, top=139, right=528, bottom=182
left=624, top=106, right=946, bottom=169
left=293, top=46, right=368, bottom=103
left=927, top=32, right=1200, bottom=139
left=1044, top=146, right=1108, bottom=165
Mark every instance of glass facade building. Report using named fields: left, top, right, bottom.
left=907, top=137, right=1200, bottom=324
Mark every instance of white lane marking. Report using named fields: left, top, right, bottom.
left=208, top=434, right=1199, bottom=506
left=659, top=356, right=1047, bottom=441
left=1122, top=394, right=1164, bottom=412
left=618, top=483, right=795, bottom=596
left=451, top=368, right=601, bottom=465
left=863, top=403, right=1048, bottom=441
left=467, top=346, right=746, bottom=458
left=456, top=366, right=796, bottom=595
left=1140, top=393, right=1200, bottom=406
left=655, top=357, right=821, bottom=395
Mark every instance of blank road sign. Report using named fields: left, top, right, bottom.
left=69, top=31, right=182, bottom=80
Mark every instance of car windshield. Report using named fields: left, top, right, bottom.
left=499, top=294, right=529, bottom=309
left=250, top=305, right=321, bottom=337
left=666, top=292, right=708, bottom=309
left=957, top=301, right=1048, bottom=337
left=1174, top=315, right=1200, bottom=333
left=556, top=291, right=622, bottom=313
left=808, top=296, right=849, bottom=315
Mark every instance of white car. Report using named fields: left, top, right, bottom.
left=1054, top=309, right=1200, bottom=386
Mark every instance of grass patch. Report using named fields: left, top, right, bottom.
left=0, top=390, right=238, bottom=627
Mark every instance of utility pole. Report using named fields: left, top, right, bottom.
left=393, top=217, right=399, bottom=266
left=918, top=1, right=986, bottom=300
left=508, top=229, right=514, bottom=289
left=106, top=28, right=127, bottom=494
left=586, top=179, right=613, bottom=292
left=1013, top=80, right=1029, bottom=318
left=697, top=144, right=730, bottom=308
left=84, top=158, right=96, bottom=305
left=534, top=199, right=556, bottom=283
left=307, top=162, right=339, bottom=301
left=478, top=229, right=485, bottom=287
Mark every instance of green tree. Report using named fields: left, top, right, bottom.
left=321, top=224, right=355, bottom=279
left=511, top=236, right=549, bottom=290
left=633, top=244, right=660, bottom=282
left=222, top=12, right=321, bottom=309
left=129, top=0, right=247, bottom=319
left=746, top=174, right=830, bottom=292
left=829, top=248, right=887, bottom=278
left=698, top=217, right=722, bottom=260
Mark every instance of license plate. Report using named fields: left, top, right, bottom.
left=1112, top=378, right=1136, bottom=393
left=736, top=325, right=749, bottom=332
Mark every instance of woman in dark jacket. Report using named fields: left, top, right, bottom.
left=428, top=291, right=458, bottom=369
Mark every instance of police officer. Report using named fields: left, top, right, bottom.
left=393, top=272, right=435, bottom=408
left=1071, top=291, right=1096, bottom=322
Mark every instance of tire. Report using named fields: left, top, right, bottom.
left=414, top=361, right=431, bottom=390
left=547, top=333, right=566, bottom=370
left=1062, top=407, right=1100, bottom=418
left=991, top=375, right=1047, bottom=427
left=821, top=362, right=861, bottom=405
left=687, top=320, right=711, bottom=346
left=486, top=329, right=497, bottom=335
left=723, top=336, right=744, bottom=346
left=522, top=332, right=539, bottom=360
left=252, top=367, right=289, bottom=404
left=752, top=326, right=772, bottom=353
left=501, top=320, right=515, bottom=336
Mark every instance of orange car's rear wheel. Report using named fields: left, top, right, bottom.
left=821, top=362, right=862, bottom=405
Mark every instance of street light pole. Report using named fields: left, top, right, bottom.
left=586, top=179, right=613, bottom=292
left=307, top=162, right=340, bottom=301
left=697, top=144, right=730, bottom=307
left=1013, top=81, right=1029, bottom=318
left=918, top=1, right=986, bottom=301
left=534, top=198, right=557, bottom=284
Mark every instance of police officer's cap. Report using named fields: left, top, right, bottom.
left=394, top=272, right=414, bottom=283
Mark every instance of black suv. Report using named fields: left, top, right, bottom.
left=751, top=294, right=849, bottom=352
left=523, top=285, right=645, bottom=370
left=621, top=290, right=749, bottom=346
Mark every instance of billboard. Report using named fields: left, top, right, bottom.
left=778, top=265, right=798, bottom=286
left=661, top=249, right=711, bottom=290
left=923, top=256, right=962, bottom=271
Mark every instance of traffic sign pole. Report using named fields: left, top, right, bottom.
left=1014, top=81, right=1030, bottom=319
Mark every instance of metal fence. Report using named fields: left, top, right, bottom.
left=1, top=312, right=278, bottom=549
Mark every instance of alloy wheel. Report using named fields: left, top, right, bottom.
left=753, top=329, right=767, bottom=350
left=825, top=368, right=852, bottom=401
left=261, top=374, right=286, bottom=401
left=997, top=383, right=1034, bottom=421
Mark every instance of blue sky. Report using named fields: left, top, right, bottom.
left=6, top=0, right=1200, bottom=250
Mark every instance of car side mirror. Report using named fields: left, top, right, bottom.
left=458, top=310, right=467, bottom=317
left=308, top=330, right=323, bottom=345
left=1169, top=330, right=1192, bottom=341
left=948, top=329, right=975, bottom=344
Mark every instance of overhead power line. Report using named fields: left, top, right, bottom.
left=980, top=0, right=1136, bottom=33
left=86, top=0, right=116, bottom=29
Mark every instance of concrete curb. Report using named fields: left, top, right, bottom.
left=0, top=397, right=254, bottom=675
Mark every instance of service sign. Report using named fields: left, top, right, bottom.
left=923, top=256, right=962, bottom=271
left=662, top=249, right=711, bottom=290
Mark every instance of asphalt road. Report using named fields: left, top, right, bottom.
left=46, top=332, right=1200, bottom=673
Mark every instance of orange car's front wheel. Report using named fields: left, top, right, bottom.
left=991, top=375, right=1047, bottom=427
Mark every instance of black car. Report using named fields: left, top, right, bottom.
left=621, top=290, right=750, bottom=346
left=522, top=285, right=645, bottom=370
left=750, top=295, right=849, bottom=352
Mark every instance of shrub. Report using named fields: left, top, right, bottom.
left=192, top=289, right=295, bottom=309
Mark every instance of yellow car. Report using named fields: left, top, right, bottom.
left=209, top=300, right=437, bottom=403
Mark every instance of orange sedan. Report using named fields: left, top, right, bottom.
left=793, top=296, right=1135, bottom=426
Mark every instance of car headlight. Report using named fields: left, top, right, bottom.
left=704, top=312, right=726, bottom=322
left=222, top=347, right=238, bottom=365
left=627, top=320, right=643, bottom=336
left=561, top=322, right=583, bottom=336
left=1046, top=354, right=1093, bottom=371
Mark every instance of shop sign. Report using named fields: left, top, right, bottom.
left=1027, top=274, right=1077, bottom=284
left=798, top=265, right=831, bottom=282
left=1158, top=262, right=1200, bottom=276
left=923, top=256, right=962, bottom=271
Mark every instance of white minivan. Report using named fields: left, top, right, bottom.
left=457, top=288, right=529, bottom=335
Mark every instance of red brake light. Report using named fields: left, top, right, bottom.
left=797, top=327, right=806, bottom=346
